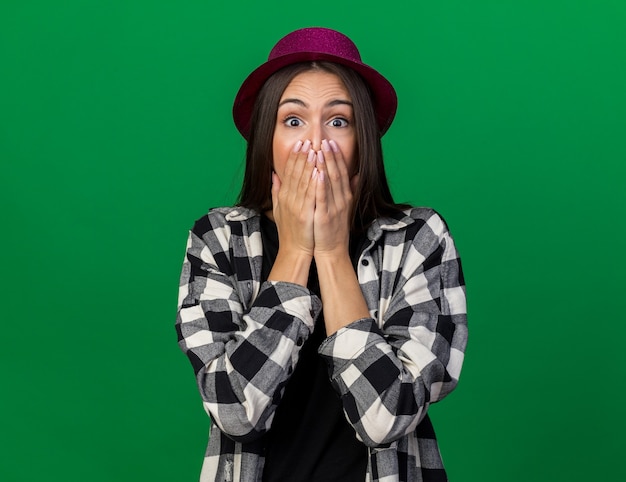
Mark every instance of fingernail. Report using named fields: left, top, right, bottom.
left=318, top=170, right=325, bottom=182
left=321, top=139, right=330, bottom=152
left=292, top=140, right=303, bottom=153
left=329, top=140, right=339, bottom=152
left=302, top=140, right=311, bottom=152
left=307, top=149, right=316, bottom=162
left=317, top=150, right=325, bottom=164
left=312, top=167, right=318, bottom=179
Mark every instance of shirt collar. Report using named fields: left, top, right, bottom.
left=367, top=209, right=416, bottom=241
left=222, top=206, right=259, bottom=222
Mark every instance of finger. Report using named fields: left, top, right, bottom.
left=314, top=167, right=328, bottom=216
left=290, top=147, right=316, bottom=216
left=282, top=140, right=309, bottom=186
left=319, top=140, right=345, bottom=209
left=297, top=147, right=317, bottom=194
left=271, top=171, right=281, bottom=215
left=316, top=139, right=329, bottom=179
left=304, top=164, right=318, bottom=212
left=327, top=139, right=351, bottom=195
left=271, top=170, right=280, bottom=194
left=292, top=139, right=312, bottom=182
left=280, top=140, right=302, bottom=186
left=283, top=139, right=311, bottom=205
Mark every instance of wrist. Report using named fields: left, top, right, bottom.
left=268, top=249, right=313, bottom=287
left=313, top=247, right=350, bottom=265
left=314, top=251, right=353, bottom=280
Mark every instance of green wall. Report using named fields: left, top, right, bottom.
left=1, top=1, right=624, bottom=480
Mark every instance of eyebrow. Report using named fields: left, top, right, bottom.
left=278, top=98, right=353, bottom=109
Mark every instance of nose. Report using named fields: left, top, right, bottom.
left=309, top=122, right=327, bottom=151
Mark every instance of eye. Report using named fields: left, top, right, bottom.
left=284, top=116, right=302, bottom=127
left=329, top=118, right=349, bottom=128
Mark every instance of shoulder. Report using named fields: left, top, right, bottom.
left=405, top=206, right=452, bottom=239
left=372, top=206, right=460, bottom=264
left=186, top=207, right=263, bottom=270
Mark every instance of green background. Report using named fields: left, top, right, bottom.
left=2, top=1, right=624, bottom=480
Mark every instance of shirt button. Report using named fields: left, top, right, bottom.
left=361, top=259, right=369, bottom=266
left=296, top=337, right=304, bottom=346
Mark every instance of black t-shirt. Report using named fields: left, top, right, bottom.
left=260, top=215, right=368, bottom=482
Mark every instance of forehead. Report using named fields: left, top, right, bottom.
left=280, top=70, right=351, bottom=101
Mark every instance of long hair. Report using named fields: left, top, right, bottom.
left=237, top=61, right=407, bottom=233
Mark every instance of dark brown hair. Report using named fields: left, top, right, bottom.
left=237, top=61, right=407, bottom=233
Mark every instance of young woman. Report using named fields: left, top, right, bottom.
left=176, top=27, right=468, bottom=482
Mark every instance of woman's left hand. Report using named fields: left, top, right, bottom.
left=313, top=139, right=358, bottom=258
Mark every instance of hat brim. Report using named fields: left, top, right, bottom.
left=233, top=51, right=397, bottom=140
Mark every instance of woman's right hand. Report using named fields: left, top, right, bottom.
left=268, top=139, right=317, bottom=286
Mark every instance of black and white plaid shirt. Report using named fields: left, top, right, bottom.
left=176, top=206, right=468, bottom=482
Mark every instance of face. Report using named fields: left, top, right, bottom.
left=272, top=70, right=356, bottom=179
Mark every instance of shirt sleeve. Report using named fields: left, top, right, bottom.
left=318, top=210, right=468, bottom=447
left=176, top=214, right=322, bottom=443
